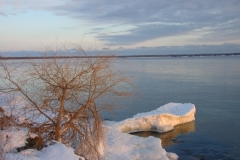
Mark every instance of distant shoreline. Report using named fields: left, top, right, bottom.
left=0, top=53, right=240, bottom=60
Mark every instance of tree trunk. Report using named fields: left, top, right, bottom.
left=55, top=89, right=67, bottom=142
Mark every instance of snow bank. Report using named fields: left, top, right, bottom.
left=1, top=97, right=195, bottom=160
left=104, top=126, right=178, bottom=160
left=0, top=129, right=31, bottom=153
left=111, top=103, right=196, bottom=133
left=104, top=103, right=195, bottom=160
left=0, top=128, right=84, bottom=160
left=38, top=142, right=83, bottom=160
left=4, top=142, right=84, bottom=160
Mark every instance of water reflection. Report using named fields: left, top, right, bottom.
left=131, top=121, right=195, bottom=147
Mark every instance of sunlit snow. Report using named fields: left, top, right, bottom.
left=0, top=95, right=195, bottom=160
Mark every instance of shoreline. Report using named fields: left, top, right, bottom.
left=0, top=53, right=240, bottom=60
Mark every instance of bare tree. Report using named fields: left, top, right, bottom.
left=0, top=45, right=131, bottom=159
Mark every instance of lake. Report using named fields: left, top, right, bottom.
left=103, top=56, right=240, bottom=160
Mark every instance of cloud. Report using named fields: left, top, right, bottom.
left=97, top=23, right=199, bottom=45
left=193, top=19, right=240, bottom=42
left=0, top=0, right=68, bottom=15
left=48, top=0, right=240, bottom=45
left=109, top=43, right=240, bottom=55
left=1, top=0, right=240, bottom=45
left=0, top=11, right=7, bottom=16
left=49, top=1, right=234, bottom=23
left=49, top=0, right=240, bottom=24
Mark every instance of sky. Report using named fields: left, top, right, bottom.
left=1, top=0, right=240, bottom=55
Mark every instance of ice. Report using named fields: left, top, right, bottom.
left=104, top=103, right=195, bottom=160
left=111, top=103, right=196, bottom=133
left=1, top=96, right=195, bottom=160
left=104, top=126, right=178, bottom=160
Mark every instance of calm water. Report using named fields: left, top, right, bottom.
left=103, top=56, right=240, bottom=160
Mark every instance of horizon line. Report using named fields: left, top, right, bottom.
left=0, top=53, right=240, bottom=60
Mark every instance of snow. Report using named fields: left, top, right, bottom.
left=38, top=142, right=83, bottom=160
left=0, top=127, right=83, bottom=160
left=0, top=96, right=196, bottom=160
left=0, top=95, right=30, bottom=124
left=0, top=129, right=30, bottom=153
left=111, top=103, right=196, bottom=133
left=0, top=95, right=56, bottom=124
left=0, top=128, right=82, bottom=160
left=103, top=103, right=195, bottom=160
left=4, top=142, right=84, bottom=160
left=104, top=126, right=178, bottom=160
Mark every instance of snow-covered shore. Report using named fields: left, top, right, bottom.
left=104, top=126, right=178, bottom=160
left=104, top=103, right=195, bottom=160
left=0, top=98, right=196, bottom=160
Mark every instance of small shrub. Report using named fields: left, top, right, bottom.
left=0, top=43, right=132, bottom=159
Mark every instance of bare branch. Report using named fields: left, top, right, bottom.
left=0, top=43, right=132, bottom=159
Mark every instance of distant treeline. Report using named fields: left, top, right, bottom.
left=0, top=53, right=240, bottom=60
left=116, top=53, right=240, bottom=58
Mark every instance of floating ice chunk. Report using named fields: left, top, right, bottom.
left=112, top=103, right=196, bottom=133
left=134, top=103, right=195, bottom=117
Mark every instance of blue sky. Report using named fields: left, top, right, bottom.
left=1, top=0, right=240, bottom=55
